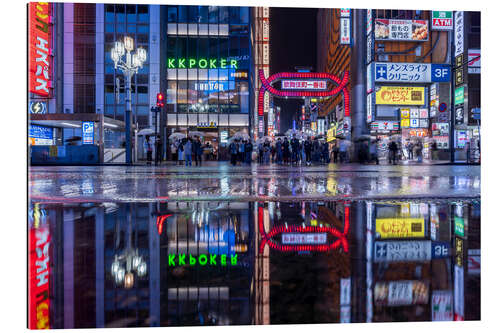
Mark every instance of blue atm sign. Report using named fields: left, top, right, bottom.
left=375, top=62, right=450, bottom=83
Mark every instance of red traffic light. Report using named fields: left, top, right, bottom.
left=156, top=93, right=164, bottom=107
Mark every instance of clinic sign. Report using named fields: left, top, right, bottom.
left=375, top=86, right=425, bottom=105
left=375, top=63, right=450, bottom=83
left=432, top=11, right=453, bottom=31
left=29, top=2, right=52, bottom=97
left=167, top=57, right=238, bottom=69
left=374, top=241, right=431, bottom=262
left=82, top=122, right=94, bottom=144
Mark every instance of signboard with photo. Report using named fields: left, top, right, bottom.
left=375, top=19, right=428, bottom=41
left=454, top=86, right=465, bottom=104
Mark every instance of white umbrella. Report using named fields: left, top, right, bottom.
left=256, top=136, right=272, bottom=143
left=232, top=131, right=250, bottom=140
left=137, top=128, right=155, bottom=136
left=169, top=132, right=186, bottom=140
left=188, top=131, right=204, bottom=138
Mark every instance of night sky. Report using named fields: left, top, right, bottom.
left=270, top=7, right=317, bottom=132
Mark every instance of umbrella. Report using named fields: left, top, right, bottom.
left=65, top=136, right=81, bottom=142
left=169, top=132, right=186, bottom=140
left=232, top=131, right=250, bottom=140
left=137, top=128, right=155, bottom=136
left=256, top=136, right=272, bottom=143
left=188, top=131, right=204, bottom=138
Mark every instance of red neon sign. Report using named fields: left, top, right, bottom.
left=28, top=226, right=50, bottom=329
left=156, top=214, right=172, bottom=235
left=29, top=2, right=51, bottom=97
left=258, top=70, right=350, bottom=117
left=258, top=204, right=350, bottom=253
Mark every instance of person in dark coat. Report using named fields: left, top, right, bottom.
left=283, top=138, right=290, bottom=165
left=388, top=140, right=398, bottom=165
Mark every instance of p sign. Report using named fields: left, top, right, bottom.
left=82, top=122, right=94, bottom=144
left=431, top=64, right=451, bottom=82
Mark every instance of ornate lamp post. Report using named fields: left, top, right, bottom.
left=111, top=36, right=147, bottom=164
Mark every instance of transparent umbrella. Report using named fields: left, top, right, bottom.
left=169, top=132, right=186, bottom=140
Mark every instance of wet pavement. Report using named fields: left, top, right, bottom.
left=29, top=163, right=480, bottom=202
left=28, top=163, right=481, bottom=328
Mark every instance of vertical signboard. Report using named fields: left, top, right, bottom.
left=82, top=121, right=94, bottom=144
left=454, top=265, right=464, bottom=320
left=29, top=2, right=52, bottom=97
left=340, top=17, right=351, bottom=45
left=432, top=291, right=453, bottom=321
left=367, top=9, right=373, bottom=35
left=29, top=224, right=51, bottom=329
left=340, top=278, right=351, bottom=323
left=454, top=12, right=464, bottom=57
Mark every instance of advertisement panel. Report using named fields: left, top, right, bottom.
left=28, top=225, right=51, bottom=329
left=327, top=125, right=336, bottom=142
left=370, top=121, right=399, bottom=131
left=432, top=291, right=453, bottom=321
left=367, top=93, right=374, bottom=123
left=374, top=240, right=431, bottom=262
left=454, top=12, right=464, bottom=57
left=375, top=217, right=425, bottom=239
left=375, top=86, right=425, bottom=105
left=431, top=241, right=451, bottom=258
left=374, top=19, right=428, bottom=41
left=29, top=2, right=51, bottom=97
left=340, top=18, right=351, bottom=45
left=454, top=86, right=465, bottom=104
left=340, top=8, right=350, bottom=17
left=29, top=124, right=54, bottom=146
left=374, top=63, right=450, bottom=83
left=432, top=11, right=453, bottom=31
left=281, top=80, right=327, bottom=90
left=468, top=49, right=481, bottom=74
left=374, top=281, right=429, bottom=306
left=454, top=216, right=465, bottom=237
left=454, top=265, right=464, bottom=320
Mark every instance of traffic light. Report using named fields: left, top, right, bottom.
left=156, top=93, right=164, bottom=107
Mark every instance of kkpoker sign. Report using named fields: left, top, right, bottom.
left=375, top=63, right=450, bottom=83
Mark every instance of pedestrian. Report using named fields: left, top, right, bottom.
left=322, top=141, right=330, bottom=163
left=431, top=140, right=438, bottom=161
left=332, top=142, right=339, bottom=163
left=229, top=139, right=238, bottom=166
left=238, top=139, right=245, bottom=164
left=184, top=138, right=193, bottom=166
left=406, top=141, right=414, bottom=160
left=245, top=140, right=253, bottom=164
left=276, top=138, right=283, bottom=165
left=263, top=140, right=271, bottom=164
left=155, top=137, right=162, bottom=166
left=291, top=134, right=300, bottom=165
left=271, top=143, right=276, bottom=163
left=283, top=138, right=290, bottom=164
left=177, top=139, right=185, bottom=165
left=369, top=140, right=379, bottom=165
left=258, top=141, right=264, bottom=164
left=415, top=140, right=423, bottom=163
left=193, top=136, right=202, bottom=166
left=144, top=136, right=152, bottom=165
left=466, top=141, right=471, bottom=163
left=388, top=140, right=398, bottom=165
left=171, top=140, right=177, bottom=162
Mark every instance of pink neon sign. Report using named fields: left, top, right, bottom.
left=258, top=70, right=350, bottom=117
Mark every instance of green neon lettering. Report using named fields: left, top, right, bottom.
left=230, top=59, right=238, bottom=69
left=168, top=254, right=176, bottom=266
left=199, top=58, right=208, bottom=68
left=178, top=58, right=186, bottom=68
left=168, top=58, right=175, bottom=68
left=189, top=58, right=196, bottom=68
left=189, top=254, right=196, bottom=265
left=199, top=254, right=208, bottom=266
left=220, top=59, right=227, bottom=69
left=230, top=254, right=238, bottom=266
left=221, top=254, right=227, bottom=266
left=209, top=59, right=217, bottom=69
left=178, top=254, right=186, bottom=265
left=209, top=254, right=217, bottom=265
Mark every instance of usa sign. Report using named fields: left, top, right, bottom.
left=432, top=11, right=453, bottom=31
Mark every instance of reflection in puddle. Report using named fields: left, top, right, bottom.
left=27, top=199, right=480, bottom=328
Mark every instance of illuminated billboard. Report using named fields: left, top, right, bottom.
left=29, top=2, right=51, bottom=97
left=375, top=217, right=425, bottom=239
left=375, top=86, right=426, bottom=105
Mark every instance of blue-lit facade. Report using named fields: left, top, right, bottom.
left=163, top=5, right=251, bottom=150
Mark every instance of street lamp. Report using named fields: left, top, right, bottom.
left=111, top=36, right=147, bottom=164
left=110, top=248, right=147, bottom=289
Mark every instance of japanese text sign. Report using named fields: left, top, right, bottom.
left=281, top=80, right=327, bottom=90
left=375, top=19, right=428, bottom=41
left=432, top=11, right=453, bottom=31
left=375, top=217, right=425, bottom=238
left=375, top=63, right=450, bottom=83
left=454, top=12, right=464, bottom=57
left=29, top=2, right=51, bottom=97
left=376, top=86, right=425, bottom=105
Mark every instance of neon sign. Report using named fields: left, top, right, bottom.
left=29, top=2, right=51, bottom=97
left=258, top=204, right=350, bottom=253
left=29, top=226, right=50, bottom=329
left=258, top=70, right=350, bottom=117
left=168, top=254, right=238, bottom=266
left=167, top=58, right=238, bottom=69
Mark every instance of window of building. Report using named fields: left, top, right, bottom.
left=167, top=6, right=177, bottom=22
left=137, top=5, right=148, bottom=22
left=208, top=6, right=218, bottom=23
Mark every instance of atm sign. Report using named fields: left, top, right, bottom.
left=432, top=11, right=453, bottom=31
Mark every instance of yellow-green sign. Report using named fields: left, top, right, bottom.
left=455, top=86, right=465, bottom=105
left=376, top=86, right=425, bottom=105
left=375, top=217, right=426, bottom=238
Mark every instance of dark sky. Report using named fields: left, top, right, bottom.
left=270, top=7, right=317, bottom=132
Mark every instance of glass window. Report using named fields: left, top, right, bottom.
left=178, top=6, right=188, bottom=22
left=209, top=24, right=218, bottom=36
left=229, top=7, right=240, bottom=24
left=230, top=24, right=248, bottom=35
left=137, top=106, right=149, bottom=115
left=240, top=7, right=249, bottom=23
left=199, top=6, right=208, bottom=23
left=167, top=6, right=177, bottom=23
left=209, top=69, right=218, bottom=80
left=137, top=33, right=148, bottom=44
left=188, top=23, right=198, bottom=35
left=136, top=74, right=148, bottom=85
left=167, top=69, right=177, bottom=80
left=137, top=5, right=148, bottom=22
left=116, top=24, right=125, bottom=33
left=229, top=37, right=239, bottom=57
left=177, top=81, right=188, bottom=104
left=127, top=24, right=136, bottom=34
left=188, top=81, right=198, bottom=104
left=239, top=81, right=249, bottom=114
left=105, top=64, right=115, bottom=74
left=209, top=38, right=218, bottom=58
left=105, top=23, right=114, bottom=33
left=104, top=105, right=115, bottom=117
left=187, top=38, right=197, bottom=58
left=208, top=6, right=218, bottom=23
left=138, top=64, right=149, bottom=75
left=167, top=81, right=177, bottom=104
left=219, top=38, right=228, bottom=59
left=105, top=92, right=114, bottom=105
left=198, top=24, right=208, bottom=35
left=197, top=80, right=209, bottom=104
left=105, top=5, right=114, bottom=22
left=115, top=4, right=125, bottom=22
left=198, top=37, right=209, bottom=58
left=229, top=81, right=238, bottom=105
left=167, top=37, right=177, bottom=58
left=177, top=37, right=187, bottom=59
left=126, top=4, right=136, bottom=21
left=137, top=24, right=148, bottom=34
left=208, top=90, right=218, bottom=105
left=188, top=6, right=198, bottom=22
left=219, top=24, right=229, bottom=36
left=137, top=86, right=148, bottom=103
left=178, top=23, right=188, bottom=35
left=219, top=7, right=229, bottom=24
left=167, top=23, right=177, bottom=35
left=105, top=33, right=114, bottom=43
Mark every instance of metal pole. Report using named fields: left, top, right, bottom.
left=450, top=13, right=456, bottom=163
left=125, top=71, right=132, bottom=165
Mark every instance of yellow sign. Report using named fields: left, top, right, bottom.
left=401, top=119, right=410, bottom=128
left=311, top=122, right=317, bottom=131
left=400, top=108, right=410, bottom=119
left=327, top=126, right=336, bottom=142
left=375, top=217, right=425, bottom=238
left=376, top=86, right=425, bottom=105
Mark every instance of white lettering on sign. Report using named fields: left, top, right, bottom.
left=281, top=80, right=327, bottom=90
left=454, top=12, right=464, bottom=57
left=281, top=233, right=327, bottom=245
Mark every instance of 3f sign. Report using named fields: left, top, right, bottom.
left=434, top=68, right=449, bottom=78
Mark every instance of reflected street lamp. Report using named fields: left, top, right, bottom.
left=111, top=36, right=147, bottom=164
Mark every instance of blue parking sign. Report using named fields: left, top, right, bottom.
left=82, top=122, right=94, bottom=144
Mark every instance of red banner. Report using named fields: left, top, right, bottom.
left=28, top=226, right=50, bottom=329
left=29, top=2, right=51, bottom=97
